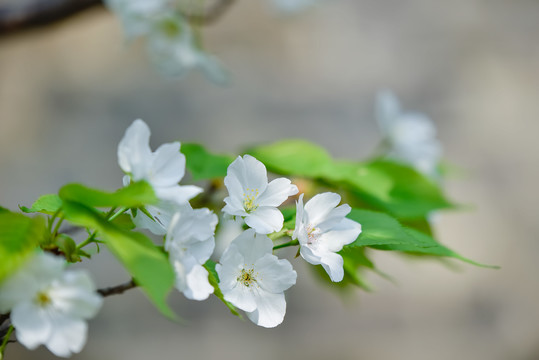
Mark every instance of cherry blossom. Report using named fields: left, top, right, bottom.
left=293, top=193, right=362, bottom=282
left=0, top=253, right=102, bottom=357
left=216, top=229, right=297, bottom=328
left=223, top=155, right=298, bottom=234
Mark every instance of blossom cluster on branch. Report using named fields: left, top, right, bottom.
left=0, top=95, right=493, bottom=358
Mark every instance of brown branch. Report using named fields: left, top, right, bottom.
left=0, top=0, right=236, bottom=35
left=0, top=0, right=103, bottom=35
left=97, top=279, right=137, bottom=297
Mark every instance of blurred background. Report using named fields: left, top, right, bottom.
left=1, top=0, right=538, bottom=359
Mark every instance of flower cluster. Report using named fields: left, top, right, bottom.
left=105, top=0, right=226, bottom=82
left=0, top=119, right=364, bottom=358
left=119, top=120, right=362, bottom=328
left=105, top=0, right=321, bottom=82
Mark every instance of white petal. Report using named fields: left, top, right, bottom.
left=223, top=173, right=246, bottom=213
left=255, top=254, right=297, bottom=293
left=222, top=284, right=257, bottom=313
left=45, top=314, right=87, bottom=357
left=226, top=155, right=268, bottom=195
left=304, top=192, right=343, bottom=226
left=49, top=271, right=103, bottom=319
left=320, top=251, right=345, bottom=282
left=155, top=184, right=203, bottom=204
left=245, top=207, right=284, bottom=234
left=317, top=204, right=351, bottom=233
left=183, top=265, right=214, bottom=301
left=11, top=302, right=52, bottom=350
left=132, top=203, right=178, bottom=236
left=292, top=193, right=305, bottom=241
left=299, top=244, right=323, bottom=266
left=231, top=230, right=273, bottom=265
left=117, top=119, right=152, bottom=180
left=247, top=289, right=286, bottom=328
left=319, top=218, right=362, bottom=252
left=187, top=237, right=215, bottom=264
left=256, top=177, right=298, bottom=207
left=149, top=142, right=185, bottom=187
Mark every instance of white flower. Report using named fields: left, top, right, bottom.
left=147, top=15, right=228, bottom=83
left=0, top=253, right=102, bottom=357
left=118, top=119, right=202, bottom=205
left=105, top=0, right=170, bottom=38
left=376, top=91, right=442, bottom=178
left=293, top=193, right=362, bottom=282
left=216, top=229, right=297, bottom=328
left=165, top=205, right=218, bottom=300
left=223, top=155, right=298, bottom=235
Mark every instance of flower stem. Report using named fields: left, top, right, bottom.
left=0, top=325, right=14, bottom=357
left=273, top=239, right=299, bottom=250
left=76, top=207, right=127, bottom=250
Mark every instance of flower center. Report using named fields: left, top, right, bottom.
left=35, top=291, right=52, bottom=307
left=306, top=224, right=320, bottom=245
left=242, top=188, right=260, bottom=213
left=237, top=267, right=258, bottom=288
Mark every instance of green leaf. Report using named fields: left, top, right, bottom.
left=340, top=246, right=375, bottom=290
left=247, top=139, right=332, bottom=177
left=57, top=234, right=80, bottom=263
left=374, top=228, right=499, bottom=269
left=59, top=181, right=157, bottom=208
left=182, top=143, right=234, bottom=181
left=0, top=212, right=45, bottom=282
left=62, top=201, right=176, bottom=318
left=347, top=209, right=425, bottom=247
left=204, top=260, right=242, bottom=318
left=20, top=194, right=62, bottom=215
left=329, top=160, right=454, bottom=219
left=247, top=140, right=454, bottom=219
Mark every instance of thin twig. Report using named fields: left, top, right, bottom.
left=97, top=279, right=137, bottom=297
left=0, top=0, right=102, bottom=35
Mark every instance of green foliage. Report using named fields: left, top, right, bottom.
left=204, top=260, right=242, bottom=318
left=182, top=143, right=234, bottom=181
left=56, top=234, right=83, bottom=262
left=20, top=194, right=62, bottom=215
left=0, top=212, right=45, bottom=282
left=248, top=139, right=454, bottom=219
left=59, top=181, right=157, bottom=208
left=247, top=139, right=332, bottom=177
left=62, top=201, right=176, bottom=319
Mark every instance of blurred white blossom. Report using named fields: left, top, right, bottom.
left=216, top=229, right=297, bottom=328
left=0, top=253, right=102, bottom=357
left=376, top=91, right=442, bottom=178
left=293, top=193, right=361, bottom=282
left=223, top=155, right=298, bottom=234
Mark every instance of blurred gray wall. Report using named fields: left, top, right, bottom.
left=1, top=1, right=538, bottom=359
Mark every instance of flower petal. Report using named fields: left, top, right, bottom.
left=49, top=272, right=103, bottom=319
left=256, top=177, right=298, bottom=207
left=245, top=207, right=284, bottom=235
left=247, top=289, right=286, bottom=328
left=117, top=119, right=152, bottom=180
left=149, top=142, right=185, bottom=187
left=183, top=265, right=214, bottom=301
left=11, top=302, right=52, bottom=350
left=320, top=251, right=345, bottom=282
left=255, top=254, right=296, bottom=293
left=319, top=218, right=362, bottom=252
left=155, top=184, right=203, bottom=204
left=230, top=229, right=273, bottom=265
left=226, top=155, right=268, bottom=195
left=304, top=192, right=343, bottom=226
left=45, top=314, right=87, bottom=357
